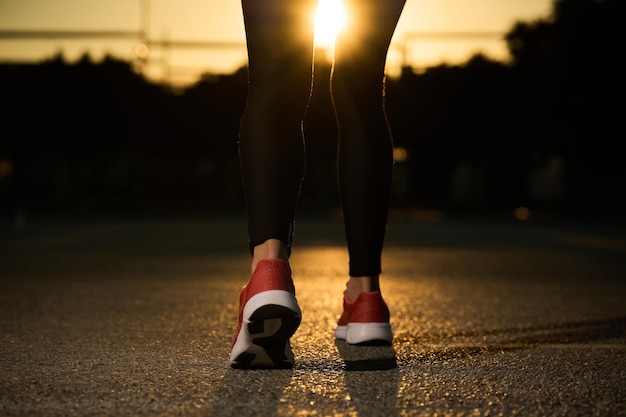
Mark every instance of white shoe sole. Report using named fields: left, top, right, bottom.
left=230, top=290, right=301, bottom=369
left=335, top=322, right=393, bottom=345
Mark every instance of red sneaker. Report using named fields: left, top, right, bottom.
left=229, top=259, right=301, bottom=369
left=334, top=291, right=393, bottom=345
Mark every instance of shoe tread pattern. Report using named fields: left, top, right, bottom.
left=231, top=304, right=301, bottom=369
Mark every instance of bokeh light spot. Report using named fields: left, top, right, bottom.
left=134, top=43, right=150, bottom=59
left=0, top=158, right=14, bottom=179
left=393, top=147, right=408, bottom=163
left=514, top=206, right=531, bottom=220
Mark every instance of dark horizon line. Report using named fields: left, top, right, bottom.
left=0, top=29, right=504, bottom=43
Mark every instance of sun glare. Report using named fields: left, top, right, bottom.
left=314, top=0, right=346, bottom=50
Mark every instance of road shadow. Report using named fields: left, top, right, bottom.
left=334, top=340, right=401, bottom=416
left=397, top=316, right=626, bottom=362
left=207, top=368, right=293, bottom=416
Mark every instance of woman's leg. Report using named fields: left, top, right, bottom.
left=231, top=1, right=317, bottom=368
left=331, top=0, right=406, bottom=289
left=239, top=0, right=318, bottom=270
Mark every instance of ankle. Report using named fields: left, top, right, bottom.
left=252, top=239, right=290, bottom=273
left=346, top=276, right=380, bottom=301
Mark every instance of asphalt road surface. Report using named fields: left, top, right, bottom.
left=1, top=212, right=625, bottom=416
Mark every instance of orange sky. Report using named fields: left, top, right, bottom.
left=0, top=0, right=552, bottom=85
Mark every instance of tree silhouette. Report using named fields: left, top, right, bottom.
left=506, top=0, right=625, bottom=210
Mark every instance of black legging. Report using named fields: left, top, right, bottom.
left=239, top=0, right=406, bottom=277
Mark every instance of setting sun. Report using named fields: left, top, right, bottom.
left=314, top=0, right=346, bottom=50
